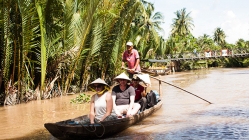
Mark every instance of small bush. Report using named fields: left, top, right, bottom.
left=70, top=93, right=91, bottom=104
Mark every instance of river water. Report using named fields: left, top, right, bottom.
left=1, top=68, right=249, bottom=140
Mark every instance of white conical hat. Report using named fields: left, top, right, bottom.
left=88, top=78, right=109, bottom=88
left=133, top=73, right=151, bottom=86
left=114, top=72, right=130, bottom=81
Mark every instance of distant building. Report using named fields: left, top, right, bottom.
left=221, top=49, right=228, bottom=56
left=205, top=51, right=212, bottom=57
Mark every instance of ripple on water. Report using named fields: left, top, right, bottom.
left=149, top=123, right=249, bottom=140
left=192, top=106, right=249, bottom=119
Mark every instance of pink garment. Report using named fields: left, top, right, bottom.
left=122, top=49, right=141, bottom=71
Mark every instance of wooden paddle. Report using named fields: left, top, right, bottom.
left=123, top=67, right=212, bottom=104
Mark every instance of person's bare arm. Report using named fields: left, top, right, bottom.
left=122, top=61, right=125, bottom=68
left=134, top=58, right=140, bottom=70
left=89, top=96, right=95, bottom=124
left=141, top=86, right=146, bottom=97
left=132, top=50, right=140, bottom=71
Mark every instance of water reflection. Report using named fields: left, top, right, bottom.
left=108, top=68, right=249, bottom=140
left=1, top=68, right=249, bottom=140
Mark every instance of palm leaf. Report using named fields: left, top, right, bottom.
left=64, top=0, right=102, bottom=93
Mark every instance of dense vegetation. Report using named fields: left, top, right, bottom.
left=0, top=0, right=248, bottom=105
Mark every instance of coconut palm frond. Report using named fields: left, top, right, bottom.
left=64, top=0, right=102, bottom=93
left=1, top=0, right=14, bottom=91
left=111, top=0, right=142, bottom=70
left=18, top=0, right=40, bottom=92
left=35, top=0, right=49, bottom=91
left=171, top=8, right=194, bottom=37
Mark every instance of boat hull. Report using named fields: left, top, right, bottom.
left=44, top=101, right=162, bottom=139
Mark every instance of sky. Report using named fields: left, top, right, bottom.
left=147, top=0, right=249, bottom=44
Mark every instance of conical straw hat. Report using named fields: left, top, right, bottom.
left=88, top=78, right=110, bottom=88
left=134, top=73, right=151, bottom=86
left=114, top=72, right=130, bottom=81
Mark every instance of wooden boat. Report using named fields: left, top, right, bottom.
left=44, top=100, right=162, bottom=140
left=142, top=67, right=171, bottom=76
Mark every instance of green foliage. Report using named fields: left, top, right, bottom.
left=213, top=27, right=226, bottom=47
left=243, top=58, right=249, bottom=67
left=0, top=0, right=151, bottom=99
left=70, top=93, right=91, bottom=104
left=171, top=8, right=194, bottom=37
left=1, top=0, right=249, bottom=103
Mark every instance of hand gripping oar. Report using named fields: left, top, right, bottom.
left=123, top=67, right=212, bottom=104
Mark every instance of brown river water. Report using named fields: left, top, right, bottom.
left=1, top=68, right=249, bottom=140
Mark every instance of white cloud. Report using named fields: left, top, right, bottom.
left=225, top=11, right=236, bottom=18
left=190, top=9, right=199, bottom=18
left=222, top=20, right=249, bottom=44
left=220, top=11, right=249, bottom=43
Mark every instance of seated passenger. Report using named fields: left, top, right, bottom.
left=112, top=72, right=141, bottom=118
left=76, top=78, right=117, bottom=124
left=88, top=78, right=117, bottom=123
left=130, top=75, right=147, bottom=112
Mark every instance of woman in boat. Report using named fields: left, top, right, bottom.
left=130, top=75, right=147, bottom=112
left=112, top=72, right=141, bottom=118
left=79, top=78, right=117, bottom=124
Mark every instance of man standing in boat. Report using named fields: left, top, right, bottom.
left=122, top=41, right=141, bottom=78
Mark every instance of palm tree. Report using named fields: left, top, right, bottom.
left=143, top=2, right=164, bottom=59
left=128, top=1, right=164, bottom=60
left=171, top=8, right=194, bottom=37
left=197, top=34, right=215, bottom=52
left=246, top=41, right=249, bottom=49
left=236, top=39, right=246, bottom=48
left=235, top=39, right=247, bottom=54
left=0, top=0, right=15, bottom=93
left=155, top=37, right=167, bottom=59
left=169, top=8, right=195, bottom=56
left=144, top=2, right=164, bottom=33
left=213, top=27, right=226, bottom=48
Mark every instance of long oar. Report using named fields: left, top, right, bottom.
left=123, top=68, right=212, bottom=104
